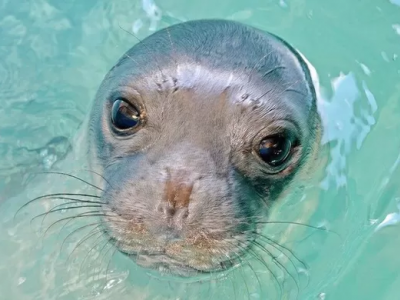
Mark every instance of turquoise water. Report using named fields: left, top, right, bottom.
left=1, top=0, right=400, bottom=299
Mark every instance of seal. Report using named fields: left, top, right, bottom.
left=88, top=19, right=321, bottom=277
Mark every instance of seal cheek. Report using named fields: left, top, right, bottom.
left=164, top=233, right=235, bottom=271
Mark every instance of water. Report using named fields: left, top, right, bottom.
left=0, top=0, right=399, bottom=299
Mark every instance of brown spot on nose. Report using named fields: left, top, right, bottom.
left=163, top=170, right=193, bottom=210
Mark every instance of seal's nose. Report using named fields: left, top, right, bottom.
left=157, top=169, right=193, bottom=229
left=164, top=171, right=193, bottom=210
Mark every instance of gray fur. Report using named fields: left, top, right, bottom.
left=88, top=19, right=321, bottom=277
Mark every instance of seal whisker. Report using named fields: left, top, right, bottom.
left=43, top=212, right=106, bottom=237
left=250, top=232, right=304, bottom=275
left=15, top=193, right=103, bottom=219
left=252, top=240, right=300, bottom=299
left=117, top=23, right=167, bottom=80
left=165, top=26, right=180, bottom=90
left=250, top=50, right=273, bottom=73
left=39, top=195, right=103, bottom=205
left=105, top=243, right=119, bottom=285
left=254, top=78, right=304, bottom=102
left=247, top=260, right=263, bottom=297
left=32, top=201, right=70, bottom=228
left=229, top=236, right=283, bottom=299
left=230, top=274, right=238, bottom=300
left=255, top=221, right=340, bottom=238
left=273, top=79, right=305, bottom=100
left=238, top=261, right=251, bottom=300
left=83, top=168, right=114, bottom=189
left=204, top=281, right=211, bottom=299
left=41, top=196, right=103, bottom=204
left=33, top=201, right=102, bottom=228
left=30, top=192, right=100, bottom=199
left=60, top=222, right=101, bottom=253
left=251, top=231, right=308, bottom=270
left=34, top=171, right=104, bottom=191
left=251, top=247, right=283, bottom=300
left=79, top=237, right=110, bottom=281
left=254, top=87, right=274, bottom=102
left=57, top=213, right=104, bottom=238
left=253, top=188, right=271, bottom=209
left=67, top=225, right=103, bottom=264
left=224, top=238, right=264, bottom=296
left=263, top=66, right=286, bottom=78
left=78, top=235, right=111, bottom=281
left=95, top=238, right=117, bottom=283
left=39, top=205, right=102, bottom=226
left=285, top=88, right=307, bottom=97
left=53, top=204, right=102, bottom=211
left=251, top=233, right=310, bottom=287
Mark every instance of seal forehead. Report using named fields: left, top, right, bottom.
left=107, top=20, right=315, bottom=116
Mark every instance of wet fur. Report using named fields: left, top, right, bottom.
left=79, top=19, right=322, bottom=279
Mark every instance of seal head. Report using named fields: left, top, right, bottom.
left=89, top=19, right=320, bottom=277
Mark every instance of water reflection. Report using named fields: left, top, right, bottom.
left=320, top=72, right=377, bottom=189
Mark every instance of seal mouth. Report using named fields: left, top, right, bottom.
left=126, top=252, right=205, bottom=276
left=121, top=250, right=238, bottom=278
left=101, top=204, right=250, bottom=277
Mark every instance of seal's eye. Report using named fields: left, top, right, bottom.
left=111, top=99, right=140, bottom=130
left=259, top=135, right=292, bottom=167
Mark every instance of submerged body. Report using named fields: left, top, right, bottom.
left=88, top=19, right=321, bottom=277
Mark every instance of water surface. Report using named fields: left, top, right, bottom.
left=1, top=0, right=400, bottom=299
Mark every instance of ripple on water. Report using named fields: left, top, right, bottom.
left=319, top=72, right=377, bottom=189
left=1, top=0, right=400, bottom=299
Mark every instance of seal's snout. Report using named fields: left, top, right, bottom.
left=157, top=169, right=193, bottom=229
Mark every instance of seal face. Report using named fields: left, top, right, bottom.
left=89, top=19, right=320, bottom=277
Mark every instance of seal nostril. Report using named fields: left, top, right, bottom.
left=166, top=205, right=175, bottom=217
left=163, top=171, right=194, bottom=211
